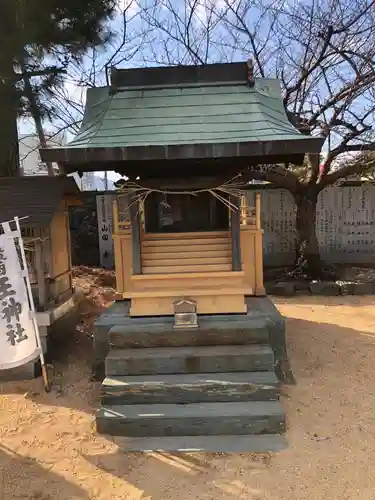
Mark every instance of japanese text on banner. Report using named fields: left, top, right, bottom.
left=0, top=232, right=40, bottom=370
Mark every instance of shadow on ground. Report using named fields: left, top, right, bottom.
left=1, top=297, right=375, bottom=499
left=283, top=315, right=375, bottom=377
left=0, top=310, right=101, bottom=414
left=82, top=448, right=268, bottom=499
left=2, top=307, right=374, bottom=415
left=0, top=445, right=88, bottom=500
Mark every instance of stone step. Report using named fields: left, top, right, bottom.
left=101, top=372, right=280, bottom=405
left=109, top=317, right=269, bottom=349
left=96, top=401, right=285, bottom=437
left=105, top=345, right=274, bottom=376
left=111, top=434, right=287, bottom=452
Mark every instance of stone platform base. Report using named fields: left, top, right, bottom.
left=93, top=296, right=294, bottom=384
left=94, top=296, right=292, bottom=452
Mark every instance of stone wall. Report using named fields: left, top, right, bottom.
left=248, top=184, right=375, bottom=266
left=69, top=184, right=375, bottom=268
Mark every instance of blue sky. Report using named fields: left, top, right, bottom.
left=19, top=0, right=375, bottom=178
left=20, top=0, right=276, bottom=141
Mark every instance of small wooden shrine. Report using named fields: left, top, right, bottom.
left=0, top=176, right=81, bottom=311
left=41, top=62, right=322, bottom=319
left=0, top=175, right=81, bottom=380
left=111, top=180, right=264, bottom=316
left=41, top=62, right=323, bottom=452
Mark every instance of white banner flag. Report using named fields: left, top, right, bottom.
left=0, top=230, right=41, bottom=370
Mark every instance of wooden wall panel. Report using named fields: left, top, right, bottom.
left=113, top=231, right=132, bottom=295
left=50, top=212, right=70, bottom=279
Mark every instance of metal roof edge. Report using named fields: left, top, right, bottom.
left=40, top=136, right=324, bottom=166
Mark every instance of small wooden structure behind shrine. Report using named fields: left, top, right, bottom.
left=0, top=176, right=81, bottom=312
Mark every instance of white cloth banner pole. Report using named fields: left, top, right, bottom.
left=16, top=217, right=50, bottom=390
left=14, top=217, right=47, bottom=366
left=0, top=222, right=41, bottom=370
left=13, top=217, right=50, bottom=391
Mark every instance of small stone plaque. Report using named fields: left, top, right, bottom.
left=173, top=298, right=198, bottom=329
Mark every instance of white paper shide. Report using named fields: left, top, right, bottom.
left=0, top=231, right=40, bottom=370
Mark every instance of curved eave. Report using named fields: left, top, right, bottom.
left=40, top=136, right=323, bottom=168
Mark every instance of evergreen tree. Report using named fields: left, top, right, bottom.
left=0, top=0, right=116, bottom=176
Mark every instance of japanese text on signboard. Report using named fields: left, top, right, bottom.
left=0, top=245, right=28, bottom=346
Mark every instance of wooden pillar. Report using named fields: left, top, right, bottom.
left=113, top=200, right=119, bottom=233
left=35, top=239, right=47, bottom=310
left=241, top=195, right=247, bottom=225
left=230, top=197, right=241, bottom=271
left=254, top=192, right=265, bottom=295
left=65, top=212, right=73, bottom=290
left=255, top=192, right=261, bottom=229
left=130, top=198, right=141, bottom=274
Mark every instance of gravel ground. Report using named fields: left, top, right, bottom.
left=0, top=269, right=374, bottom=500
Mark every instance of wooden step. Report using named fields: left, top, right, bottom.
left=142, top=242, right=231, bottom=254
left=132, top=271, right=244, bottom=280
left=142, top=256, right=231, bottom=267
left=129, top=293, right=247, bottom=316
left=127, top=286, right=252, bottom=298
left=96, top=401, right=285, bottom=437
left=142, top=249, right=231, bottom=260
left=144, top=231, right=229, bottom=240
left=101, top=434, right=287, bottom=452
left=109, top=316, right=269, bottom=348
left=142, top=233, right=231, bottom=247
left=101, top=372, right=280, bottom=405
left=143, top=236, right=230, bottom=247
left=105, top=345, right=274, bottom=376
left=142, top=263, right=232, bottom=274
left=131, top=270, right=246, bottom=291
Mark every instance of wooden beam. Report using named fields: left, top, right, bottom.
left=113, top=200, right=119, bottom=233
left=35, top=239, right=47, bottom=310
left=134, top=174, right=235, bottom=191
left=130, top=198, right=142, bottom=274
left=111, top=62, right=250, bottom=90
left=241, top=195, right=247, bottom=225
left=42, top=137, right=320, bottom=167
left=230, top=197, right=241, bottom=271
left=65, top=212, right=73, bottom=291
left=255, top=192, right=261, bottom=229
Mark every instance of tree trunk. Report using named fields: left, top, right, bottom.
left=21, top=58, right=54, bottom=176
left=0, top=75, right=20, bottom=177
left=294, top=187, right=324, bottom=279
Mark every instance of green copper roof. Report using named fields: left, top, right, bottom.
left=40, top=62, right=323, bottom=170
left=67, top=79, right=310, bottom=148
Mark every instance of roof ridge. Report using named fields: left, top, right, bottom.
left=112, top=78, right=283, bottom=94
left=113, top=80, right=250, bottom=92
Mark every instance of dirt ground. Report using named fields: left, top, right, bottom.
left=1, top=268, right=375, bottom=500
